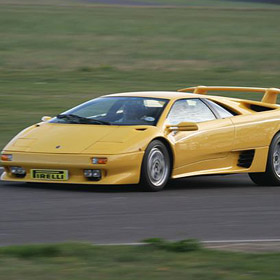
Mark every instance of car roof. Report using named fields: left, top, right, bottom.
left=105, top=91, right=205, bottom=100
left=104, top=90, right=280, bottom=115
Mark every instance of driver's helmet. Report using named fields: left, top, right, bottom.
left=123, top=99, right=146, bottom=121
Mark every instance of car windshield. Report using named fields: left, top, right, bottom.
left=50, top=96, right=168, bottom=126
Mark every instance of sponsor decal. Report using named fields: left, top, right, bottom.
left=31, top=169, right=68, bottom=180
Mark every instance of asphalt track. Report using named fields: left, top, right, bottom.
left=1, top=169, right=280, bottom=246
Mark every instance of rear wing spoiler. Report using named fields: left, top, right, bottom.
left=178, top=86, right=280, bottom=104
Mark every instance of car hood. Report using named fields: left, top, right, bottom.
left=4, top=123, right=157, bottom=154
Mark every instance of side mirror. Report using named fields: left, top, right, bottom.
left=166, top=122, right=198, bottom=132
left=41, top=116, right=52, bottom=122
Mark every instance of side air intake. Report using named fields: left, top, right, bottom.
left=238, top=150, right=255, bottom=168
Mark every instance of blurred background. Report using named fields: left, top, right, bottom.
left=0, top=0, right=279, bottom=149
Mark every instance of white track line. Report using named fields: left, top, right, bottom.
left=203, top=239, right=280, bottom=243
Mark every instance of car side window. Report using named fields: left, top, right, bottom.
left=206, top=99, right=235, bottom=118
left=167, top=98, right=216, bottom=124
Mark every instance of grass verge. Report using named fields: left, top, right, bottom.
left=0, top=240, right=280, bottom=279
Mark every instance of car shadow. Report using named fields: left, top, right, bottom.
left=165, top=174, right=255, bottom=191
left=2, top=174, right=256, bottom=193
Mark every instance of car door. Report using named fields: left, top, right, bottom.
left=165, top=98, right=235, bottom=177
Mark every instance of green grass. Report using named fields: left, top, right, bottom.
left=99, top=0, right=280, bottom=7
left=0, top=241, right=280, bottom=280
left=1, top=0, right=279, bottom=7
left=0, top=1, right=280, bottom=149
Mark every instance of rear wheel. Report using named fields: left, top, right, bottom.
left=249, top=132, right=280, bottom=186
left=140, top=140, right=171, bottom=192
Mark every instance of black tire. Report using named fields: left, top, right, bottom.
left=140, top=140, right=171, bottom=192
left=249, top=132, right=280, bottom=186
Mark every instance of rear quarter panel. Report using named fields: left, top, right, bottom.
left=231, top=109, right=280, bottom=150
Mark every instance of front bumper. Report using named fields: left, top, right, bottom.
left=1, top=151, right=144, bottom=185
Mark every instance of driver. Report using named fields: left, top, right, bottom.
left=122, top=100, right=147, bottom=122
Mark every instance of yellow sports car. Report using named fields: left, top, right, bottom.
left=1, top=86, right=280, bottom=191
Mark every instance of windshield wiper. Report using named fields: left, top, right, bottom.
left=56, top=114, right=111, bottom=125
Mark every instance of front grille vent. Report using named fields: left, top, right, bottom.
left=237, top=150, right=255, bottom=168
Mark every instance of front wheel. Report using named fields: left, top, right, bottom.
left=249, top=132, right=280, bottom=186
left=140, top=140, right=171, bottom=192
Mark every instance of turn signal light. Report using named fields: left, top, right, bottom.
left=92, top=157, right=107, bottom=164
left=1, top=154, right=13, bottom=161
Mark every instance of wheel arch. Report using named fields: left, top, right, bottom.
left=254, top=129, right=280, bottom=172
left=267, top=129, right=280, bottom=158
left=150, top=137, right=174, bottom=172
left=249, top=129, right=280, bottom=186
